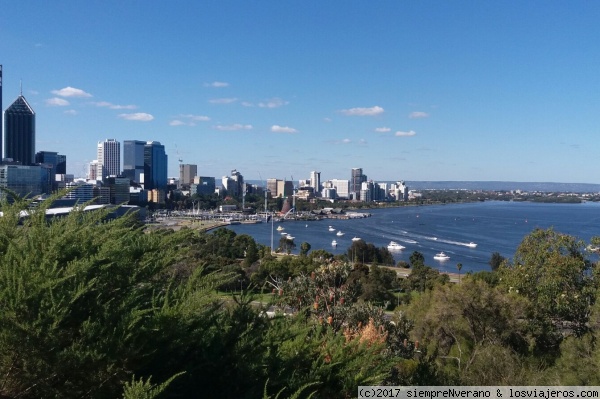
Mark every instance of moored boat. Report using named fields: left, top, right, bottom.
left=387, top=241, right=405, bottom=251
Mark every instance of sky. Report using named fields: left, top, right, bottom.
left=1, top=1, right=599, bottom=184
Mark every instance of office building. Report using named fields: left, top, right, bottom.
left=350, top=168, right=366, bottom=199
left=88, top=160, right=99, bottom=181
left=143, top=141, right=167, bottom=191
left=266, top=178, right=278, bottom=197
left=179, top=164, right=197, bottom=187
left=65, top=181, right=95, bottom=203
left=191, top=176, right=216, bottom=195
left=97, top=139, right=120, bottom=180
left=310, top=171, right=321, bottom=196
left=35, top=151, right=67, bottom=192
left=122, top=140, right=145, bottom=183
left=331, top=179, right=350, bottom=199
left=4, top=94, right=35, bottom=165
left=0, top=164, right=43, bottom=201
left=230, top=169, right=244, bottom=197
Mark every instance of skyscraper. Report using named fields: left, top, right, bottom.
left=179, top=164, right=197, bottom=187
left=350, top=168, right=366, bottom=198
left=310, top=171, right=321, bottom=196
left=4, top=94, right=35, bottom=165
left=122, top=140, right=145, bottom=183
left=143, top=141, right=167, bottom=190
left=96, top=139, right=120, bottom=180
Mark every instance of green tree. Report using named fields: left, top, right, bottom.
left=498, top=228, right=596, bottom=351
left=488, top=252, right=506, bottom=271
left=300, top=241, right=311, bottom=256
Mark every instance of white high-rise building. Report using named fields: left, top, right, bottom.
left=96, top=139, right=120, bottom=180
left=331, top=179, right=350, bottom=199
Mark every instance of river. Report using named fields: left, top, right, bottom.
left=222, top=201, right=600, bottom=273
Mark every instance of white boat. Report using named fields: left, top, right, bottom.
left=387, top=241, right=405, bottom=251
left=352, top=237, right=361, bottom=242
left=433, top=252, right=450, bottom=261
left=276, top=226, right=285, bottom=231
left=328, top=226, right=335, bottom=232
left=466, top=242, right=477, bottom=248
left=285, top=234, right=295, bottom=240
left=336, top=231, right=345, bottom=236
left=331, top=240, right=337, bottom=247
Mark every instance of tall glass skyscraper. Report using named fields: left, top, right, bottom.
left=4, top=95, right=35, bottom=165
left=123, top=140, right=145, bottom=183
left=143, top=141, right=167, bottom=190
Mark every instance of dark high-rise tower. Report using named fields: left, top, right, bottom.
left=123, top=140, right=145, bottom=183
left=143, top=141, right=167, bottom=190
left=4, top=94, right=35, bottom=165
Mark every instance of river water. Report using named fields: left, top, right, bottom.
left=222, top=201, right=600, bottom=273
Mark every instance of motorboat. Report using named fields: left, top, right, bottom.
left=352, top=237, right=361, bottom=242
left=331, top=240, right=337, bottom=247
left=433, top=252, right=450, bottom=261
left=466, top=242, right=477, bottom=248
left=285, top=234, right=295, bottom=240
left=387, top=241, right=405, bottom=251
left=277, top=226, right=285, bottom=231
left=328, top=226, right=336, bottom=232
left=336, top=231, right=345, bottom=237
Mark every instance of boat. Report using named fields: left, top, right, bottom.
left=466, top=242, right=477, bottom=248
left=433, top=252, right=450, bottom=261
left=387, top=241, right=405, bottom=251
left=285, top=234, right=295, bottom=240
left=336, top=231, right=345, bottom=237
left=276, top=226, right=285, bottom=231
left=331, top=240, right=337, bottom=247
left=328, top=226, right=335, bottom=232
left=352, top=237, right=361, bottom=242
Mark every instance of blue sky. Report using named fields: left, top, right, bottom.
left=1, top=1, right=599, bottom=183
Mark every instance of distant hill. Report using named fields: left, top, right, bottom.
left=403, top=181, right=600, bottom=193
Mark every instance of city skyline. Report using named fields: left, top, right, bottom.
left=1, top=2, right=599, bottom=183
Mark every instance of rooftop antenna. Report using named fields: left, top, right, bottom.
left=20, top=79, right=22, bottom=96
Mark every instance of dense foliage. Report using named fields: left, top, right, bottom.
left=0, top=196, right=599, bottom=398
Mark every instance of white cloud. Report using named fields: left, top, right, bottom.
left=271, top=125, right=298, bottom=134
left=395, top=130, right=416, bottom=137
left=45, top=97, right=70, bottom=106
left=209, top=98, right=238, bottom=104
left=51, top=86, right=92, bottom=98
left=184, top=114, right=210, bottom=122
left=409, top=111, right=429, bottom=119
left=258, top=98, right=288, bottom=108
left=118, top=113, right=154, bottom=122
left=170, top=114, right=211, bottom=126
left=93, top=101, right=137, bottom=110
left=214, top=124, right=253, bottom=131
left=375, top=127, right=391, bottom=133
left=205, top=81, right=229, bottom=88
left=342, top=138, right=352, bottom=144
left=64, top=109, right=77, bottom=115
left=241, top=101, right=254, bottom=107
left=340, top=105, right=384, bottom=116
